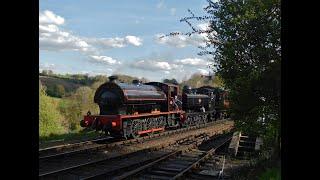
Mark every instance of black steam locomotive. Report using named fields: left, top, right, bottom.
left=81, top=76, right=229, bottom=138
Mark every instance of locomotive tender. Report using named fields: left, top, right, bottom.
left=80, top=76, right=229, bottom=138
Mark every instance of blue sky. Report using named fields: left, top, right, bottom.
left=39, top=0, right=214, bottom=82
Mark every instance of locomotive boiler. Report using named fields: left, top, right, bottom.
left=94, top=76, right=167, bottom=115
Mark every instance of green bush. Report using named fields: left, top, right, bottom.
left=259, top=167, right=281, bottom=180
left=62, top=86, right=99, bottom=131
left=39, top=84, right=67, bottom=138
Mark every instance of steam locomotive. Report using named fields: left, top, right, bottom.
left=80, top=76, right=229, bottom=138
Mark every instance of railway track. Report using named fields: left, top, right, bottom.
left=113, top=133, right=233, bottom=180
left=39, top=119, right=233, bottom=179
left=40, top=132, right=216, bottom=179
left=39, top=119, right=231, bottom=160
left=185, top=155, right=228, bottom=180
left=39, top=136, right=114, bottom=159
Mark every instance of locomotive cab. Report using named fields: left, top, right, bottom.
left=145, top=82, right=180, bottom=112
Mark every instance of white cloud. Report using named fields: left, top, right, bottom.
left=39, top=11, right=143, bottom=51
left=39, top=23, right=93, bottom=52
left=39, top=10, right=65, bottom=25
left=197, top=68, right=209, bottom=75
left=132, top=60, right=181, bottom=71
left=197, top=23, right=210, bottom=31
left=127, top=56, right=214, bottom=82
left=39, top=11, right=94, bottom=53
left=90, top=55, right=121, bottom=65
left=197, top=23, right=218, bottom=40
left=156, top=0, right=165, bottom=9
left=86, top=37, right=126, bottom=48
left=155, top=23, right=218, bottom=48
left=155, top=33, right=206, bottom=48
left=80, top=70, right=111, bottom=76
left=39, top=24, right=59, bottom=33
left=85, top=35, right=142, bottom=48
left=39, top=16, right=142, bottom=52
left=170, top=8, right=176, bottom=15
left=174, top=58, right=208, bottom=66
left=125, top=36, right=142, bottom=46
left=39, top=62, right=56, bottom=70
left=39, top=10, right=145, bottom=67
left=131, top=57, right=209, bottom=72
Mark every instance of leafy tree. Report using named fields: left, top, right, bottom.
left=64, top=87, right=99, bottom=130
left=55, top=84, right=66, bottom=97
left=91, top=81, right=106, bottom=90
left=47, top=70, right=53, bottom=76
left=39, top=82, right=66, bottom=137
left=90, top=75, right=108, bottom=90
left=170, top=0, right=280, bottom=154
left=93, top=75, right=108, bottom=83
left=212, top=75, right=224, bottom=88
left=41, top=70, right=48, bottom=76
left=113, top=74, right=149, bottom=84
left=179, top=73, right=223, bottom=90
left=47, top=84, right=66, bottom=98
left=163, top=78, right=179, bottom=85
left=140, top=77, right=149, bottom=83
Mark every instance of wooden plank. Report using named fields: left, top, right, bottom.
left=255, top=137, right=263, bottom=150
left=228, top=131, right=241, bottom=156
left=153, top=167, right=182, bottom=172
left=148, top=170, right=177, bottom=176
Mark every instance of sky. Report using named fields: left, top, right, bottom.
left=39, top=0, right=214, bottom=82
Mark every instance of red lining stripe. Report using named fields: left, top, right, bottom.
left=138, top=127, right=164, bottom=135
left=126, top=98, right=166, bottom=101
left=121, top=110, right=183, bottom=119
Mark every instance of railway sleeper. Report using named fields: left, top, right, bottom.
left=165, top=159, right=194, bottom=165
left=183, top=151, right=205, bottom=156
left=177, top=156, right=200, bottom=162
left=142, top=174, right=174, bottom=180
left=148, top=169, right=178, bottom=176
left=158, top=163, right=190, bottom=170
left=188, top=148, right=207, bottom=152
left=153, top=166, right=183, bottom=172
left=202, top=162, right=217, bottom=167
left=188, top=172, right=220, bottom=180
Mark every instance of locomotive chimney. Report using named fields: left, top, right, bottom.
left=108, top=75, right=118, bottom=83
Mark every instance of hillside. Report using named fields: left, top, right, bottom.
left=39, top=73, right=151, bottom=98
left=114, top=74, right=149, bottom=83
left=40, top=72, right=223, bottom=98
left=40, top=76, right=84, bottom=95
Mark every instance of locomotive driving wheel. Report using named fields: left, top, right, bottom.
left=186, top=116, right=194, bottom=127
left=131, top=119, right=141, bottom=138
